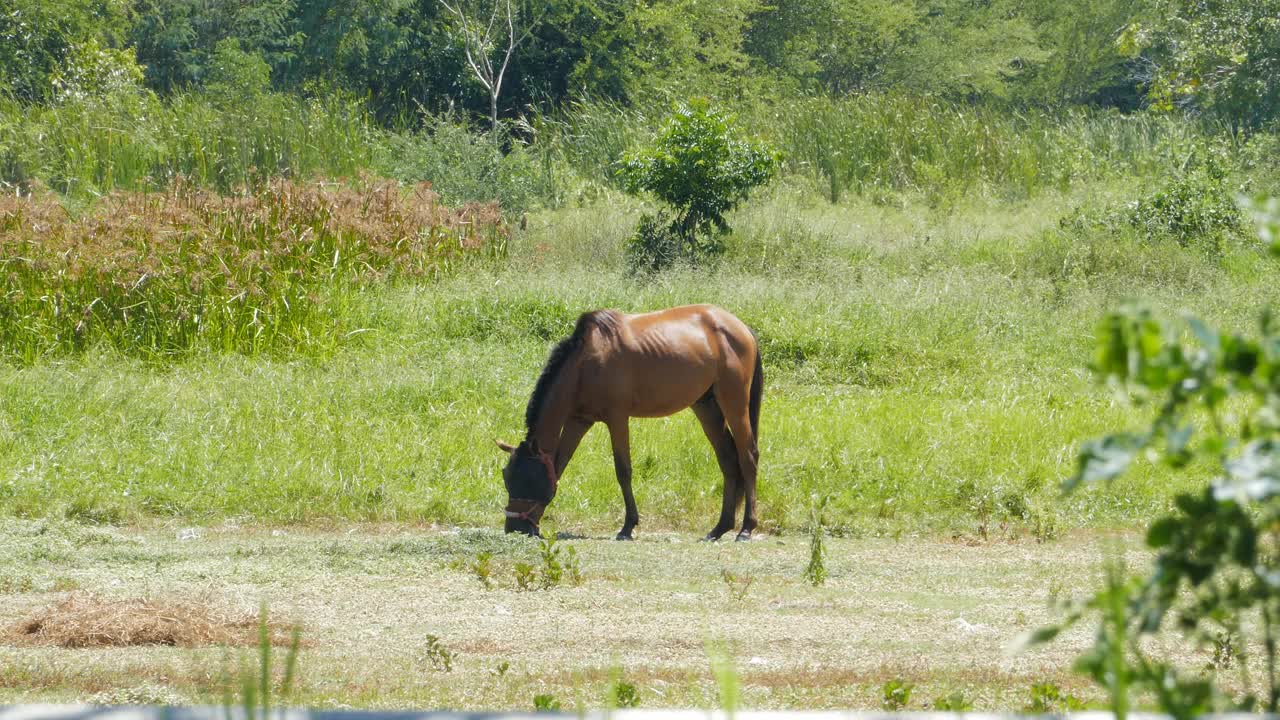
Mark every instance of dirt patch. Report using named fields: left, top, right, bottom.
left=4, top=593, right=298, bottom=648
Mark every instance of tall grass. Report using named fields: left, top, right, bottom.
left=0, top=89, right=1222, bottom=212
left=762, top=95, right=1208, bottom=203
left=0, top=179, right=506, bottom=362
left=0, top=91, right=377, bottom=197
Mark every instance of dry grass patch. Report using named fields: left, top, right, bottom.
left=5, top=593, right=297, bottom=649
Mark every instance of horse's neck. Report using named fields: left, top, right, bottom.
left=528, top=358, right=581, bottom=453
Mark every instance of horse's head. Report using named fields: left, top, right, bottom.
left=497, top=440, right=558, bottom=537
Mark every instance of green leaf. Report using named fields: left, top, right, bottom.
left=1215, top=440, right=1280, bottom=503
left=1066, top=433, right=1146, bottom=491
left=1147, top=517, right=1180, bottom=547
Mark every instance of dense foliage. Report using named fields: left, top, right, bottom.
left=0, top=0, right=1274, bottom=128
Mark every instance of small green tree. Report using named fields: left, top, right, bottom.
left=619, top=100, right=780, bottom=273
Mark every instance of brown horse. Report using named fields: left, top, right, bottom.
left=496, top=304, right=763, bottom=541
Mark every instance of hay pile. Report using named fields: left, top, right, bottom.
left=5, top=593, right=296, bottom=648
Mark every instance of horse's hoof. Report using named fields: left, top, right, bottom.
left=615, top=532, right=634, bottom=541
left=735, top=531, right=753, bottom=542
left=703, top=531, right=726, bottom=542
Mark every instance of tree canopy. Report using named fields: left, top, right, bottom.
left=1, top=0, right=1274, bottom=127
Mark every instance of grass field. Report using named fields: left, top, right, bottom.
left=0, top=520, right=1172, bottom=710
left=2, top=183, right=1276, bottom=535
left=3, top=114, right=1279, bottom=709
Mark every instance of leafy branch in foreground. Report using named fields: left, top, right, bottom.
left=1025, top=197, right=1280, bottom=719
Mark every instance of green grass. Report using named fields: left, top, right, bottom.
left=2, top=182, right=1275, bottom=534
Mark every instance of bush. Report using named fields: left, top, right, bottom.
left=1060, top=145, right=1246, bottom=251
left=619, top=100, right=780, bottom=272
left=1124, top=147, right=1245, bottom=248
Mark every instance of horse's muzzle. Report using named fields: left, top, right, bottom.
left=504, top=498, right=546, bottom=536
left=504, top=516, right=540, bottom=536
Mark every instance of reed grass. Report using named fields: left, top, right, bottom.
left=0, top=178, right=506, bottom=361
left=0, top=91, right=377, bottom=197
left=759, top=95, right=1207, bottom=203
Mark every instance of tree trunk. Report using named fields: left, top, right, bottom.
left=490, top=92, right=498, bottom=130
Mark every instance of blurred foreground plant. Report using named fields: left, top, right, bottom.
left=1024, top=196, right=1280, bottom=719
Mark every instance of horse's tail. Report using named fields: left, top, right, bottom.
left=748, top=338, right=764, bottom=443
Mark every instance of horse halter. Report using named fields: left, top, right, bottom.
left=504, top=448, right=559, bottom=525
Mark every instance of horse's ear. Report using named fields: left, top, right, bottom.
left=495, top=440, right=516, bottom=453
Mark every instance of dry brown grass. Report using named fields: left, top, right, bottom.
left=5, top=593, right=296, bottom=649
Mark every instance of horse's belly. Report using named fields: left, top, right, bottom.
left=626, top=369, right=714, bottom=418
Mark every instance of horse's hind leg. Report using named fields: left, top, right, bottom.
left=692, top=397, right=742, bottom=541
left=714, top=383, right=759, bottom=541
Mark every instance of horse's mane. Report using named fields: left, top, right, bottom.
left=524, top=310, right=618, bottom=436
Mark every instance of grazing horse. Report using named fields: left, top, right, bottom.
left=496, top=305, right=763, bottom=541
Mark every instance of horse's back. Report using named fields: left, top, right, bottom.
left=573, top=305, right=756, bottom=419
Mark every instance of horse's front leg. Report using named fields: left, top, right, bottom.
left=555, top=418, right=593, bottom=477
left=606, top=417, right=639, bottom=540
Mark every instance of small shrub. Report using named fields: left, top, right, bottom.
left=1061, top=145, right=1244, bottom=251
left=533, top=693, right=561, bottom=711
left=881, top=678, right=914, bottom=710
left=625, top=211, right=684, bottom=275
left=1125, top=149, right=1244, bottom=249
left=619, top=99, right=780, bottom=273
left=421, top=634, right=456, bottom=672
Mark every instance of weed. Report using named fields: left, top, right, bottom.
left=932, top=691, right=974, bottom=711
left=707, top=641, right=740, bottom=715
left=611, top=679, right=640, bottom=708
left=491, top=660, right=510, bottom=678
left=532, top=693, right=561, bottom=711
left=538, top=533, right=564, bottom=589
left=1025, top=681, right=1086, bottom=712
left=0, top=575, right=35, bottom=593
left=421, top=634, right=456, bottom=672
left=565, top=545, right=583, bottom=587
left=881, top=678, right=914, bottom=710
left=220, top=604, right=303, bottom=720
left=804, top=496, right=828, bottom=586
left=1031, top=509, right=1060, bottom=543
left=470, top=551, right=494, bottom=590
left=50, top=577, right=81, bottom=592
left=514, top=562, right=537, bottom=591
left=1208, top=630, right=1239, bottom=671
left=720, top=569, right=753, bottom=601
left=0, top=179, right=505, bottom=361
